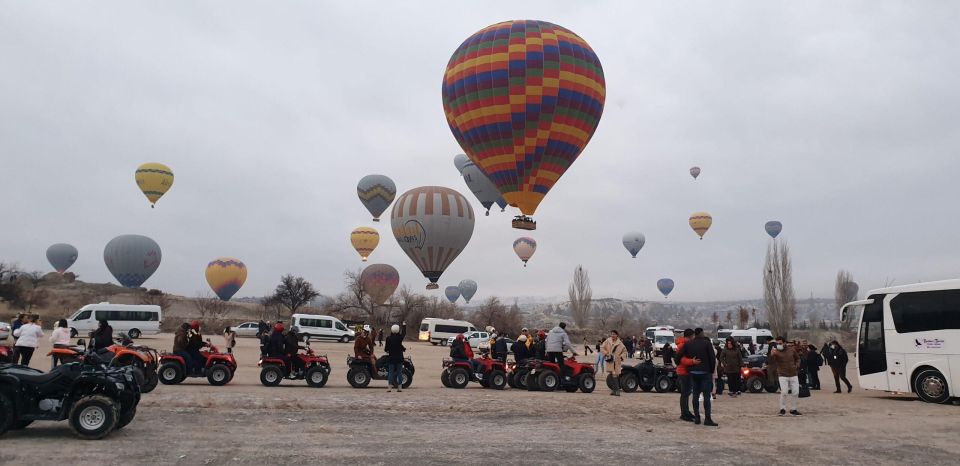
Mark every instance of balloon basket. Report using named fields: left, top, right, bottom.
left=512, top=216, right=536, bottom=231
left=426, top=283, right=439, bottom=290
left=372, top=218, right=379, bottom=222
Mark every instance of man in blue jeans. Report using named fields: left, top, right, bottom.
left=384, top=322, right=407, bottom=392
left=678, top=328, right=718, bottom=427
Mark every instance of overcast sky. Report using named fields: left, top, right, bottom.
left=1, top=1, right=958, bottom=303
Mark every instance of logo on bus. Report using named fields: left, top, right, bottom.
left=914, top=338, right=944, bottom=349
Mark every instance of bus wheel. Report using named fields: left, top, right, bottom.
left=914, top=369, right=950, bottom=404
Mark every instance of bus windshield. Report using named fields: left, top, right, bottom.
left=655, top=335, right=674, bottom=345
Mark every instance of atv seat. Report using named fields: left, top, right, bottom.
left=8, top=364, right=73, bottom=384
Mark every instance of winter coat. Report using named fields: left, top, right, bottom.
left=600, top=337, right=627, bottom=375
left=678, top=336, right=716, bottom=374
left=807, top=350, right=823, bottom=372
left=827, top=346, right=849, bottom=367
left=768, top=346, right=801, bottom=377
left=384, top=326, right=406, bottom=363
left=464, top=341, right=474, bottom=359
left=511, top=340, right=531, bottom=361
left=13, top=323, right=43, bottom=348
left=284, top=332, right=301, bottom=355
left=186, top=329, right=203, bottom=352
left=267, top=331, right=285, bottom=357
left=354, top=335, right=373, bottom=357
left=92, top=325, right=114, bottom=350
left=673, top=337, right=698, bottom=376
left=450, top=340, right=468, bottom=360
left=623, top=338, right=635, bottom=354
left=173, top=329, right=189, bottom=353
left=493, top=337, right=509, bottom=357
left=49, top=327, right=71, bottom=346
left=661, top=345, right=675, bottom=365
left=545, top=326, right=572, bottom=353
left=719, top=347, right=743, bottom=374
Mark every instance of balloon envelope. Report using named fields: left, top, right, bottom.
left=455, top=154, right=508, bottom=216
left=46, top=243, right=78, bottom=273
left=458, top=279, right=478, bottom=303
left=442, top=20, right=606, bottom=217
left=765, top=221, right=783, bottom=239
left=690, top=166, right=701, bottom=179
left=843, top=281, right=859, bottom=298
left=357, top=175, right=397, bottom=222
left=689, top=212, right=713, bottom=239
left=657, top=278, right=675, bottom=297
left=513, top=237, right=537, bottom=265
left=350, top=227, right=380, bottom=261
left=622, top=232, right=645, bottom=258
left=205, top=258, right=247, bottom=301
left=103, top=234, right=161, bottom=288
left=360, top=263, right=400, bottom=306
left=391, top=186, right=475, bottom=289
left=135, top=163, right=174, bottom=207
left=444, top=286, right=461, bottom=304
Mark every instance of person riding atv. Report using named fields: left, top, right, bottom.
left=259, top=333, right=330, bottom=388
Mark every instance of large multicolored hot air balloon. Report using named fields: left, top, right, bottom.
left=360, top=263, right=400, bottom=306
left=690, top=166, right=701, bottom=180
left=513, top=237, right=537, bottom=267
left=454, top=154, right=507, bottom=216
left=357, top=175, right=397, bottom=222
left=657, top=278, right=674, bottom=298
left=458, top=279, right=478, bottom=303
left=445, top=286, right=461, bottom=304
left=391, top=186, right=475, bottom=289
left=442, top=20, right=606, bottom=228
left=622, top=232, right=645, bottom=258
left=103, top=234, right=161, bottom=288
left=135, top=163, right=174, bottom=208
left=689, top=212, right=713, bottom=240
left=205, top=258, right=247, bottom=301
left=350, top=227, right=380, bottom=262
left=765, top=221, right=783, bottom=239
left=46, top=243, right=78, bottom=274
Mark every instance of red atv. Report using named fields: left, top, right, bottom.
left=259, top=341, right=331, bottom=388
left=524, top=355, right=596, bottom=393
left=0, top=345, right=11, bottom=363
left=440, top=356, right=507, bottom=390
left=158, top=340, right=236, bottom=386
left=742, top=366, right=779, bottom=393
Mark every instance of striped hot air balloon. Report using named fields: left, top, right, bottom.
left=350, top=227, right=380, bottom=261
left=360, top=263, right=400, bottom=306
left=135, top=163, right=174, bottom=208
left=689, top=212, right=713, bottom=240
left=442, top=20, right=606, bottom=226
left=205, top=258, right=247, bottom=301
left=513, top=237, right=537, bottom=267
left=391, top=186, right=475, bottom=290
left=357, top=175, right=397, bottom=222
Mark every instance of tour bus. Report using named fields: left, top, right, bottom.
left=717, top=328, right=774, bottom=351
left=418, top=318, right=476, bottom=346
left=644, top=325, right=675, bottom=341
left=291, top=314, right=355, bottom=342
left=841, top=279, right=960, bottom=404
left=66, top=303, right=161, bottom=339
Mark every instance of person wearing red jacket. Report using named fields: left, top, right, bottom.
left=674, top=329, right=702, bottom=422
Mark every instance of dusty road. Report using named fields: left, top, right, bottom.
left=2, top=333, right=958, bottom=465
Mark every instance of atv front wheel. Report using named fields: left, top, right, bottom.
left=579, top=374, right=596, bottom=393
left=621, top=373, right=639, bottom=393
left=347, top=368, right=371, bottom=388
left=747, top=376, right=763, bottom=393
left=306, top=366, right=329, bottom=388
left=441, top=369, right=452, bottom=388
left=69, top=395, right=119, bottom=440
left=116, top=403, right=137, bottom=430
left=449, top=368, right=470, bottom=389
left=654, top=375, right=674, bottom=393
left=141, top=370, right=159, bottom=393
left=207, top=364, right=231, bottom=386
left=158, top=362, right=183, bottom=385
left=488, top=370, right=507, bottom=390
left=401, top=369, right=413, bottom=389
left=537, top=370, right=559, bottom=392
left=260, top=365, right=284, bottom=387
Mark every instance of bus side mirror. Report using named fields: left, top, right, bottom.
left=840, top=307, right=848, bottom=321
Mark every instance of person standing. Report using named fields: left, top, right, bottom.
left=827, top=340, right=853, bottom=393
left=661, top=343, right=675, bottom=366
left=583, top=337, right=594, bottom=355
left=222, top=326, right=237, bottom=354
left=256, top=320, right=268, bottom=339
left=49, top=319, right=72, bottom=369
left=12, top=315, right=43, bottom=366
left=768, top=337, right=801, bottom=416
left=719, top=339, right=744, bottom=396
left=377, top=328, right=384, bottom=347
left=601, top=330, right=627, bottom=396
left=545, top=322, right=572, bottom=378
left=806, top=344, right=823, bottom=390
left=384, top=322, right=407, bottom=392
left=623, top=336, right=635, bottom=360
left=677, top=328, right=717, bottom=426
left=674, top=329, right=700, bottom=423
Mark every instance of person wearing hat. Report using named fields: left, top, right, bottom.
left=517, top=328, right=533, bottom=350
left=511, top=335, right=532, bottom=364
left=186, top=321, right=205, bottom=374
left=384, top=322, right=407, bottom=392
left=267, top=322, right=287, bottom=365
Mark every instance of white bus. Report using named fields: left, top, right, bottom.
left=841, top=279, right=960, bottom=404
left=717, top=328, right=774, bottom=352
left=418, top=318, right=476, bottom=346
left=67, top=303, right=162, bottom=339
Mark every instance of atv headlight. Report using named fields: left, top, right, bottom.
left=115, top=382, right=125, bottom=391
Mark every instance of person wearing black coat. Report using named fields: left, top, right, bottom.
left=493, top=335, right=509, bottom=362
left=284, top=327, right=305, bottom=372
left=677, top=328, right=718, bottom=426
left=91, top=319, right=114, bottom=350
left=661, top=343, right=675, bottom=366
left=827, top=340, right=853, bottom=393
left=384, top=323, right=407, bottom=392
left=512, top=336, right=531, bottom=363
left=806, top=344, right=823, bottom=389
left=267, top=324, right=286, bottom=358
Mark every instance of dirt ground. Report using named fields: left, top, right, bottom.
left=2, top=333, right=958, bottom=465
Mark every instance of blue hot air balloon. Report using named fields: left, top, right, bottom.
left=103, top=234, right=161, bottom=288
left=444, top=286, right=461, bottom=304
left=765, top=221, right=783, bottom=239
left=657, top=278, right=675, bottom=298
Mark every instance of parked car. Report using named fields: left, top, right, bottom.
left=446, top=331, right=491, bottom=350
left=234, top=321, right=260, bottom=337
left=0, top=322, right=10, bottom=341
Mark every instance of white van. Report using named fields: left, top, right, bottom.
left=291, top=314, right=355, bottom=343
left=67, top=303, right=162, bottom=339
left=418, top=318, right=476, bottom=346
left=717, top=328, right=774, bottom=352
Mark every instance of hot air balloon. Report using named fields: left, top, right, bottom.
left=350, top=227, right=380, bottom=262
left=843, top=281, right=859, bottom=299
left=205, top=258, right=247, bottom=301
left=357, top=175, right=397, bottom=222
left=391, top=186, right=475, bottom=289
left=46, top=243, right=78, bottom=274
left=453, top=154, right=507, bottom=216
left=360, top=263, right=400, bottom=306
left=689, top=212, right=713, bottom=240
left=622, top=232, right=645, bottom=258
left=442, top=20, right=606, bottom=230
left=103, top=234, right=161, bottom=288
left=657, top=278, right=675, bottom=298
left=765, top=221, right=783, bottom=239
left=513, top=237, right=537, bottom=267
left=135, top=163, right=174, bottom=208
left=445, top=286, right=461, bottom=304
left=458, top=279, right=478, bottom=303
left=690, top=166, right=701, bottom=180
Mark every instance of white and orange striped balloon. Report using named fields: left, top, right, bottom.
left=391, top=186, right=475, bottom=289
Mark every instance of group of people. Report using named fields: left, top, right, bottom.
left=448, top=323, right=576, bottom=379
left=172, top=320, right=208, bottom=374
left=8, top=314, right=117, bottom=368
left=351, top=323, right=407, bottom=391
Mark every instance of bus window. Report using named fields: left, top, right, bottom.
left=890, top=289, right=960, bottom=333
left=858, top=296, right=886, bottom=375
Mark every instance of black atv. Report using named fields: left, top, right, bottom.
left=609, top=360, right=679, bottom=393
left=346, top=355, right=414, bottom=389
left=0, top=351, right=141, bottom=439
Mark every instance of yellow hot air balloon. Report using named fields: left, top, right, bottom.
left=205, top=257, right=247, bottom=301
left=350, top=227, right=380, bottom=262
left=135, top=163, right=174, bottom=208
left=689, top=212, right=713, bottom=240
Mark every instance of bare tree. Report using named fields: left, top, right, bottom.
left=835, top=270, right=859, bottom=331
left=711, top=311, right=719, bottom=328
left=737, top=306, right=750, bottom=329
left=469, top=296, right=521, bottom=336
left=763, top=240, right=796, bottom=338
left=268, top=274, right=320, bottom=317
left=568, top=265, right=592, bottom=328
left=192, top=292, right=230, bottom=320
left=10, top=271, right=49, bottom=312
